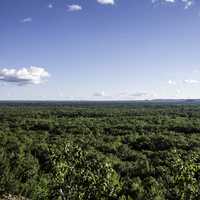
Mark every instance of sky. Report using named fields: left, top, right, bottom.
left=0, top=0, right=200, bottom=100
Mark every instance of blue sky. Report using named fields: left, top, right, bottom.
left=0, top=0, right=200, bottom=100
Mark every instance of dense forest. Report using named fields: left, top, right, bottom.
left=1, top=101, right=200, bottom=200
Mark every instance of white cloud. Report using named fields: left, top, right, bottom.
left=182, top=0, right=193, bottom=9
left=130, top=92, right=157, bottom=100
left=131, top=92, right=149, bottom=97
left=20, top=17, right=32, bottom=23
left=48, top=4, right=53, bottom=9
left=152, top=0, right=194, bottom=9
left=168, top=80, right=177, bottom=85
left=167, top=77, right=200, bottom=86
left=67, top=4, right=82, bottom=12
left=0, top=66, right=50, bottom=86
left=152, top=0, right=175, bottom=3
left=184, top=79, right=200, bottom=84
left=164, top=0, right=176, bottom=3
left=97, top=0, right=115, bottom=5
left=91, top=91, right=156, bottom=100
left=93, top=91, right=105, bottom=97
left=113, top=91, right=156, bottom=100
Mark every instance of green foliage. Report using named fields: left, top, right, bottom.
left=1, top=102, right=200, bottom=199
left=171, top=150, right=200, bottom=200
left=48, top=141, right=120, bottom=200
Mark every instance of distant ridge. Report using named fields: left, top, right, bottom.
left=150, top=99, right=200, bottom=103
left=0, top=99, right=200, bottom=105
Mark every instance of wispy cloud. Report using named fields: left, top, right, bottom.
left=152, top=0, right=175, bottom=4
left=92, top=91, right=155, bottom=100
left=163, top=0, right=175, bottom=3
left=114, top=91, right=156, bottom=100
left=184, top=79, right=200, bottom=84
left=20, top=17, right=32, bottom=23
left=67, top=4, right=82, bottom=12
left=97, top=0, right=115, bottom=5
left=152, top=0, right=194, bottom=9
left=168, top=80, right=177, bottom=85
left=93, top=91, right=105, bottom=97
left=167, top=78, right=200, bottom=86
left=182, top=0, right=194, bottom=9
left=48, top=3, right=53, bottom=9
left=0, top=66, right=50, bottom=86
left=130, top=92, right=149, bottom=97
